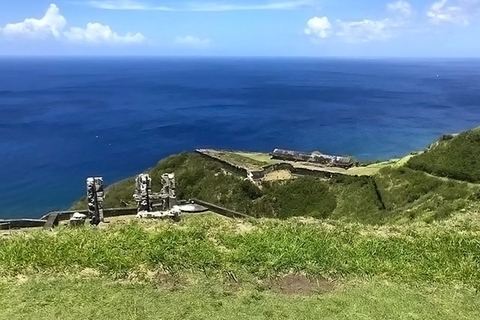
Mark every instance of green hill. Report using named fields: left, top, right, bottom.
left=72, top=151, right=480, bottom=225
left=407, top=127, right=480, bottom=183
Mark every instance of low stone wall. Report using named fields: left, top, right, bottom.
left=263, top=163, right=295, bottom=174
left=41, top=207, right=138, bottom=222
left=192, top=198, right=251, bottom=219
left=195, top=150, right=249, bottom=178
left=0, top=219, right=47, bottom=230
left=291, top=167, right=343, bottom=179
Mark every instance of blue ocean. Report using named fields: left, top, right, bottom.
left=2, top=57, right=480, bottom=218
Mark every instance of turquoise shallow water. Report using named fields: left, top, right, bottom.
left=1, top=57, right=480, bottom=218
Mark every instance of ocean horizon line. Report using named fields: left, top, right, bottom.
left=1, top=55, right=480, bottom=61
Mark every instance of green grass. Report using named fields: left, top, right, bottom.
left=214, top=151, right=269, bottom=169
left=250, top=178, right=337, bottom=219
left=329, top=175, right=385, bottom=223
left=1, top=215, right=480, bottom=288
left=0, top=276, right=478, bottom=320
left=2, top=214, right=480, bottom=319
left=235, top=152, right=275, bottom=164
left=374, top=167, right=480, bottom=223
left=407, top=128, right=480, bottom=183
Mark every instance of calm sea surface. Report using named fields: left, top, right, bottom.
left=2, top=57, right=480, bottom=218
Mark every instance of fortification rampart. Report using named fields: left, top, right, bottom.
left=195, top=149, right=349, bottom=181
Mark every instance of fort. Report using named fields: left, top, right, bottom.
left=270, top=149, right=355, bottom=169
left=195, top=148, right=380, bottom=183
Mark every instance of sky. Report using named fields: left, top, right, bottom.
left=0, top=0, right=480, bottom=57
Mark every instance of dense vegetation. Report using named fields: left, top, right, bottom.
left=407, top=128, right=480, bottom=182
left=72, top=153, right=258, bottom=211
left=328, top=175, right=385, bottom=223
left=73, top=152, right=480, bottom=225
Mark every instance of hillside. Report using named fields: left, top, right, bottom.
left=10, top=127, right=480, bottom=320
left=72, top=151, right=480, bottom=225
left=407, top=127, right=480, bottom=183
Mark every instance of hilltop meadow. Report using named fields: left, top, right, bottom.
left=3, top=127, right=480, bottom=319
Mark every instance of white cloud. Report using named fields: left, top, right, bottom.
left=304, top=16, right=332, bottom=39
left=174, top=36, right=212, bottom=47
left=387, top=1, right=413, bottom=17
left=1, top=4, right=66, bottom=38
left=305, top=1, right=411, bottom=43
left=85, top=0, right=317, bottom=11
left=0, top=3, right=146, bottom=45
left=427, top=0, right=475, bottom=25
left=336, top=19, right=396, bottom=43
left=304, top=16, right=403, bottom=43
left=65, top=23, right=146, bottom=44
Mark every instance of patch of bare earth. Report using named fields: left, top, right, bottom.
left=268, top=274, right=336, bottom=295
left=234, top=220, right=256, bottom=234
left=80, top=268, right=101, bottom=278
left=15, top=275, right=29, bottom=284
left=263, top=170, right=293, bottom=182
left=154, top=272, right=189, bottom=291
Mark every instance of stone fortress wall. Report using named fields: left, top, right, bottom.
left=195, top=149, right=346, bottom=182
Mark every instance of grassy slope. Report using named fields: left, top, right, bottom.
left=1, top=216, right=480, bottom=319
left=407, top=128, right=480, bottom=183
left=1, top=215, right=479, bottom=286
left=375, top=167, right=480, bottom=223
left=0, top=276, right=478, bottom=320
left=72, top=153, right=262, bottom=212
